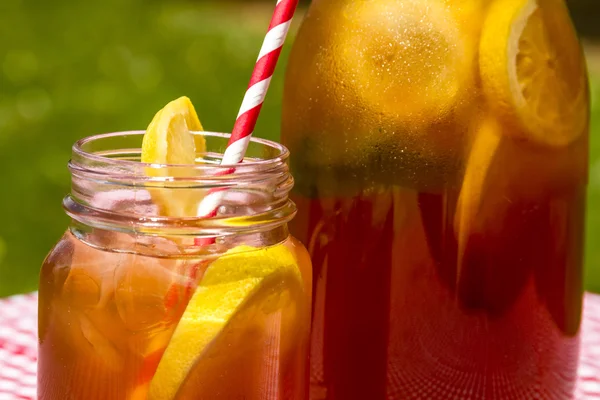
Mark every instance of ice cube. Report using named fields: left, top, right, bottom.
left=68, top=239, right=123, bottom=309
left=79, top=314, right=124, bottom=371
left=90, top=188, right=159, bottom=216
left=114, top=252, right=192, bottom=332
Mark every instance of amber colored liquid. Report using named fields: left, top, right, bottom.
left=38, top=232, right=312, bottom=399
left=290, top=178, right=586, bottom=399
left=282, top=0, right=589, bottom=398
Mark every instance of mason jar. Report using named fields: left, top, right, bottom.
left=38, top=131, right=312, bottom=400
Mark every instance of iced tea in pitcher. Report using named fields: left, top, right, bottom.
left=282, top=0, right=589, bottom=398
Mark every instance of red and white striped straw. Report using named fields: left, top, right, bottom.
left=197, top=0, right=299, bottom=219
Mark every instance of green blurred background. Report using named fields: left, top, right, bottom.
left=0, top=0, right=598, bottom=297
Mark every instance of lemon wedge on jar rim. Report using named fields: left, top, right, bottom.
left=479, top=0, right=588, bottom=147
left=142, top=96, right=205, bottom=166
left=141, top=96, right=206, bottom=217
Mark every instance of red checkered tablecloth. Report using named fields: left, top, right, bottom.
left=0, top=292, right=598, bottom=399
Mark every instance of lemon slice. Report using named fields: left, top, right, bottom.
left=148, top=245, right=305, bottom=400
left=336, top=0, right=473, bottom=123
left=142, top=96, right=204, bottom=165
left=141, top=96, right=206, bottom=216
left=480, top=0, right=588, bottom=147
left=454, top=118, right=503, bottom=272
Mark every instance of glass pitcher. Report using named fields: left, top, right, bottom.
left=282, top=0, right=589, bottom=398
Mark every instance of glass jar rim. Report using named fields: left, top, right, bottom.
left=65, top=130, right=296, bottom=245
left=71, top=130, right=290, bottom=181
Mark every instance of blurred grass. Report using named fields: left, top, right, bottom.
left=0, top=0, right=291, bottom=296
left=587, top=73, right=600, bottom=294
left=0, top=0, right=598, bottom=296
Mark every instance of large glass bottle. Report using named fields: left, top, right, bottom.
left=282, top=0, right=589, bottom=399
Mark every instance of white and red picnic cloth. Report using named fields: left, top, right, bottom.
left=0, top=292, right=598, bottom=399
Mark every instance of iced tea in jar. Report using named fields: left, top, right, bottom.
left=38, top=127, right=312, bottom=399
left=282, top=0, right=589, bottom=398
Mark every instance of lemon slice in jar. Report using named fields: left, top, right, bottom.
left=141, top=96, right=207, bottom=217
left=148, top=245, right=306, bottom=400
left=479, top=0, right=588, bottom=147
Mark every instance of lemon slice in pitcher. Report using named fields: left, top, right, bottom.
left=148, top=245, right=304, bottom=400
left=454, top=118, right=503, bottom=268
left=336, top=0, right=474, bottom=124
left=479, top=0, right=588, bottom=147
left=141, top=96, right=206, bottom=216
